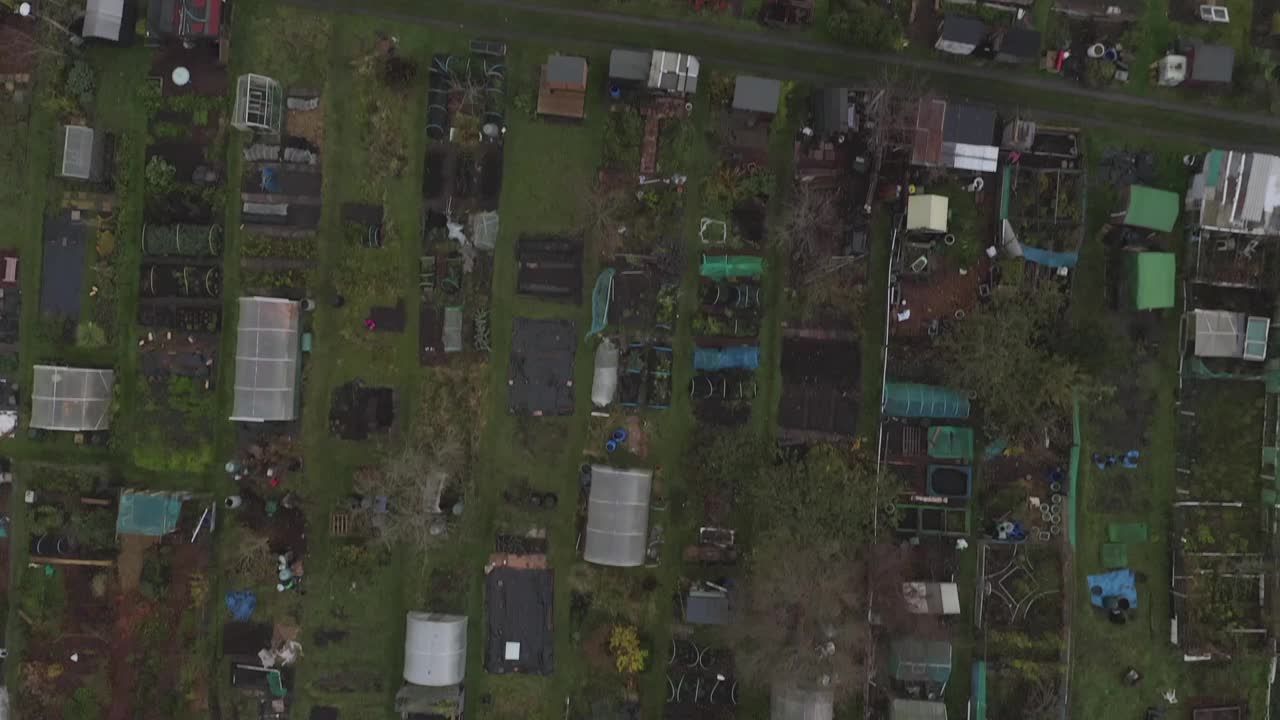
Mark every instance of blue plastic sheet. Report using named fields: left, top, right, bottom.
left=226, top=590, right=257, bottom=621
left=693, top=346, right=759, bottom=371
left=1087, top=569, right=1137, bottom=609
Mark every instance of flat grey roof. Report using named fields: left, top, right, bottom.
left=609, top=49, right=651, bottom=81
left=733, top=75, right=783, bottom=114
left=546, top=55, right=587, bottom=87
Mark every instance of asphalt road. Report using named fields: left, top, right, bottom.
left=285, top=0, right=1280, bottom=149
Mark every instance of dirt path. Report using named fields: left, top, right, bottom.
left=116, top=534, right=158, bottom=594
left=282, top=0, right=1280, bottom=151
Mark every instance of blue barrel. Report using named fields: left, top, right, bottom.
left=612, top=428, right=628, bottom=442
left=606, top=440, right=618, bottom=453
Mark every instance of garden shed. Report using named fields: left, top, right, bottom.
left=30, top=365, right=114, bottom=431
left=1129, top=252, right=1176, bottom=310
left=684, top=586, right=730, bottom=625
left=648, top=50, right=699, bottom=94
left=608, top=48, right=651, bottom=83
left=232, top=74, right=284, bottom=134
left=58, top=125, right=106, bottom=182
left=537, top=55, right=589, bottom=120
left=732, top=75, right=783, bottom=116
left=770, top=683, right=834, bottom=720
left=231, top=297, right=301, bottom=422
left=83, top=0, right=126, bottom=40
left=882, top=383, right=970, bottom=419
left=888, top=637, right=953, bottom=691
left=1193, top=309, right=1269, bottom=361
left=403, top=612, right=467, bottom=686
left=147, top=0, right=222, bottom=41
left=811, top=87, right=850, bottom=137
left=1188, top=41, right=1234, bottom=86
left=906, top=195, right=948, bottom=233
left=584, top=465, right=652, bottom=567
left=116, top=490, right=185, bottom=536
left=1187, top=150, right=1280, bottom=234
left=1117, top=185, right=1179, bottom=232
left=934, top=16, right=986, bottom=55
left=890, top=699, right=948, bottom=720
left=993, top=27, right=1041, bottom=63
left=903, top=581, right=961, bottom=615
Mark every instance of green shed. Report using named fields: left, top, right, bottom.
left=1119, top=185, right=1180, bottom=232
left=1130, top=252, right=1175, bottom=310
left=116, top=490, right=186, bottom=536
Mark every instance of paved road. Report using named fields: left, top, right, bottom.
left=287, top=0, right=1280, bottom=149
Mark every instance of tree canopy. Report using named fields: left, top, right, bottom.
left=939, top=286, right=1109, bottom=445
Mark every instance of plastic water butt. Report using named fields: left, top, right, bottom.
left=1104, top=48, right=1118, bottom=62
left=612, top=428, right=629, bottom=442
left=606, top=440, right=619, bottom=453
left=609, top=85, right=622, bottom=99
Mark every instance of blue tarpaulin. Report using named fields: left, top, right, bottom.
left=693, top=346, right=759, bottom=371
left=1021, top=246, right=1079, bottom=268
left=226, top=591, right=257, bottom=621
left=1087, top=569, right=1137, bottom=609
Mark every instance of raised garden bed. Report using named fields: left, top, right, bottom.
left=140, top=264, right=222, bottom=298
left=142, top=223, right=223, bottom=258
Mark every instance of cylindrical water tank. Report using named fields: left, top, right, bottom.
left=403, top=612, right=467, bottom=686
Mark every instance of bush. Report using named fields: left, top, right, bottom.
left=608, top=625, right=648, bottom=673
left=827, top=7, right=902, bottom=51
left=75, top=321, right=107, bottom=348
left=66, top=61, right=96, bottom=110
left=145, top=156, right=177, bottom=197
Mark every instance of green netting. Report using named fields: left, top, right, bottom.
left=699, top=255, right=764, bottom=280
left=116, top=491, right=184, bottom=536
left=883, top=383, right=971, bottom=419
left=1101, top=543, right=1128, bottom=568
left=1068, top=392, right=1080, bottom=548
left=1107, top=522, right=1149, bottom=543
left=928, top=426, right=974, bottom=461
left=586, top=269, right=614, bottom=338
left=970, top=661, right=987, bottom=720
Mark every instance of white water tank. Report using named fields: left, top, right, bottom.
left=1157, top=54, right=1188, bottom=86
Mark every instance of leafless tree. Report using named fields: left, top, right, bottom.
left=353, top=441, right=465, bottom=552
left=726, top=533, right=868, bottom=700
left=776, top=180, right=848, bottom=283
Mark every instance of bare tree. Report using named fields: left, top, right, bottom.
left=727, top=533, right=868, bottom=700
left=776, top=180, right=848, bottom=283
left=353, top=441, right=465, bottom=551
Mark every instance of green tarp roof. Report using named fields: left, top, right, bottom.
left=1131, top=252, right=1175, bottom=310
left=700, top=255, right=764, bottom=280
left=928, top=426, right=974, bottom=461
left=1107, top=522, right=1149, bottom=543
left=116, top=491, right=184, bottom=536
left=883, top=383, right=971, bottom=419
left=1123, top=185, right=1180, bottom=232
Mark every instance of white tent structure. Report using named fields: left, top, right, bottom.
left=83, top=0, right=125, bottom=40
left=584, top=465, right=652, bottom=567
left=591, top=339, right=619, bottom=409
left=403, top=612, right=467, bottom=687
left=231, top=297, right=301, bottom=422
left=31, top=365, right=114, bottom=431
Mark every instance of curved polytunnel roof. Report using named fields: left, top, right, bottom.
left=403, top=612, right=467, bottom=687
left=584, top=465, right=652, bottom=567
